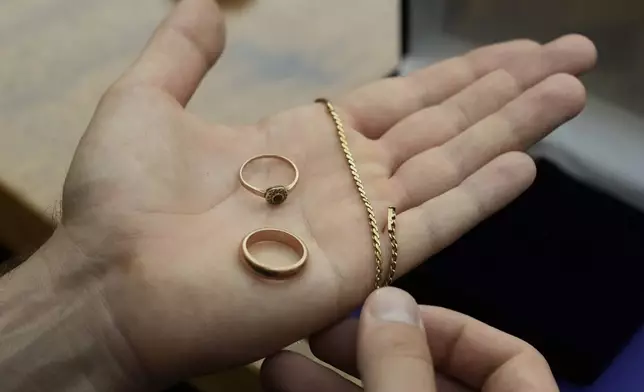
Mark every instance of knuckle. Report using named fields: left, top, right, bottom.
left=524, top=343, right=550, bottom=367
left=446, top=98, right=474, bottom=132
left=260, top=351, right=298, bottom=389
left=493, top=68, right=522, bottom=96
left=513, top=38, right=541, bottom=50
left=437, top=146, right=465, bottom=186
left=427, top=105, right=462, bottom=139
left=461, top=184, right=489, bottom=217
left=168, top=22, right=224, bottom=68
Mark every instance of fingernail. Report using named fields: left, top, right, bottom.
left=368, top=287, right=421, bottom=327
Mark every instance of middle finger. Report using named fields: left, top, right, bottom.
left=381, top=34, right=596, bottom=170
left=392, top=73, right=585, bottom=210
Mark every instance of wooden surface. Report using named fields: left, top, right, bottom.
left=0, top=0, right=398, bottom=252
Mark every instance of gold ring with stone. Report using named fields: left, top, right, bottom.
left=239, top=154, right=299, bottom=205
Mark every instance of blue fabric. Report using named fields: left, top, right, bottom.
left=561, top=325, right=644, bottom=391
left=588, top=325, right=644, bottom=391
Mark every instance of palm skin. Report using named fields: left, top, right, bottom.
left=54, top=0, right=597, bottom=386
left=63, top=85, right=395, bottom=376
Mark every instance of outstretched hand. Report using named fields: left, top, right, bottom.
left=53, top=0, right=596, bottom=386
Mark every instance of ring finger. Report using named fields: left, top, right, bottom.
left=393, top=73, right=585, bottom=210
left=382, top=34, right=596, bottom=171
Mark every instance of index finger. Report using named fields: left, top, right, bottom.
left=310, top=306, right=558, bottom=391
left=116, top=0, right=225, bottom=106
left=340, top=35, right=595, bottom=139
left=419, top=305, right=559, bottom=391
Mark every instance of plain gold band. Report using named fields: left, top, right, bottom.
left=240, top=228, right=308, bottom=279
left=239, top=154, right=299, bottom=197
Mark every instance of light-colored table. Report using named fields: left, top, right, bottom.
left=0, top=0, right=398, bottom=254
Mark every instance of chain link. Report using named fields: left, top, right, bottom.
left=316, top=98, right=397, bottom=289
left=387, top=207, right=398, bottom=286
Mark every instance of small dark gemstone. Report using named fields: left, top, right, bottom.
left=265, top=186, right=288, bottom=205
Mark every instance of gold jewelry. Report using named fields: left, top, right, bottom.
left=316, top=98, right=386, bottom=289
left=386, top=207, right=398, bottom=286
left=240, top=228, right=308, bottom=279
left=239, top=154, right=299, bottom=205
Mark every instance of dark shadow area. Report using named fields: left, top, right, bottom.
left=0, top=245, right=10, bottom=263
left=397, top=160, right=644, bottom=385
left=163, top=383, right=200, bottom=392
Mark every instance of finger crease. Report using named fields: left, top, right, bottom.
left=443, top=320, right=469, bottom=376
left=438, top=147, right=467, bottom=188
left=167, top=24, right=215, bottom=69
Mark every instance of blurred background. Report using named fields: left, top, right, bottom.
left=398, top=1, right=644, bottom=392
left=1, top=0, right=644, bottom=391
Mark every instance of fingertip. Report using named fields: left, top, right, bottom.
left=260, top=351, right=297, bottom=391
left=359, top=288, right=435, bottom=390
left=553, top=34, right=597, bottom=56
left=309, top=318, right=360, bottom=377
left=260, top=350, right=282, bottom=376
left=542, top=73, right=587, bottom=117
left=167, top=0, right=226, bottom=67
left=494, top=152, right=537, bottom=188
left=363, top=287, right=422, bottom=328
left=121, top=0, right=226, bottom=105
left=548, top=34, right=598, bottom=72
left=459, top=152, right=537, bottom=211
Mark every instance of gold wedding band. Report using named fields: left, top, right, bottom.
left=240, top=228, right=308, bottom=279
left=239, top=154, right=299, bottom=205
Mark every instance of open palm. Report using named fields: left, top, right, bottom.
left=58, top=0, right=596, bottom=384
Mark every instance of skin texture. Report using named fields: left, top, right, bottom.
left=262, top=287, right=560, bottom=392
left=0, top=0, right=597, bottom=390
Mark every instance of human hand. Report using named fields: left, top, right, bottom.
left=10, top=0, right=596, bottom=388
left=262, top=287, right=559, bottom=392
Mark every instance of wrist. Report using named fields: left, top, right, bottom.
left=0, top=228, right=150, bottom=392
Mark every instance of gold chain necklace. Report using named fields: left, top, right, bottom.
left=316, top=99, right=398, bottom=289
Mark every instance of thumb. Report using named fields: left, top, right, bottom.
left=358, top=287, right=436, bottom=392
left=118, top=0, right=225, bottom=106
